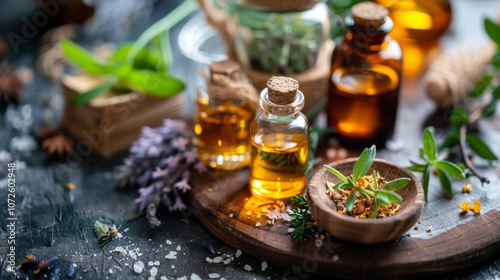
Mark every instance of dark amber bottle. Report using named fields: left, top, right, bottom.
left=327, top=2, right=402, bottom=148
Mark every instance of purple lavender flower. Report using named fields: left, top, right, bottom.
left=116, top=119, right=206, bottom=228
left=174, top=180, right=191, bottom=193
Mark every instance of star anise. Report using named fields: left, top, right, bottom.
left=40, top=128, right=74, bottom=160
left=0, top=62, right=22, bottom=104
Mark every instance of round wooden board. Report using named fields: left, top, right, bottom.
left=189, top=168, right=500, bottom=279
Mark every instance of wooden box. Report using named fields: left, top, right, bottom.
left=61, top=75, right=187, bottom=157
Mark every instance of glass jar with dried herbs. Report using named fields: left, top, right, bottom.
left=228, top=0, right=331, bottom=74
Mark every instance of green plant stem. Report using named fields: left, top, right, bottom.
left=127, top=0, right=197, bottom=64
left=459, top=90, right=492, bottom=184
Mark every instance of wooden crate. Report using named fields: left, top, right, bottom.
left=61, top=75, right=187, bottom=157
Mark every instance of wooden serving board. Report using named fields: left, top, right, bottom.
left=189, top=162, right=500, bottom=279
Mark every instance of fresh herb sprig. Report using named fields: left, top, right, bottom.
left=61, top=0, right=197, bottom=105
left=325, top=145, right=411, bottom=218
left=94, top=220, right=121, bottom=248
left=288, top=195, right=314, bottom=242
left=407, top=127, right=466, bottom=202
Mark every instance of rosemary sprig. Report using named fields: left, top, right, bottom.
left=288, top=195, right=314, bottom=242
left=259, top=150, right=298, bottom=166
left=94, top=221, right=121, bottom=249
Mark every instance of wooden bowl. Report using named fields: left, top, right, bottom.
left=307, top=158, right=424, bottom=244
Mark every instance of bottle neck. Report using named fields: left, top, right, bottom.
left=259, top=88, right=304, bottom=119
left=344, top=14, right=393, bottom=50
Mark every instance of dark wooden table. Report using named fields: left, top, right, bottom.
left=1, top=0, right=500, bottom=279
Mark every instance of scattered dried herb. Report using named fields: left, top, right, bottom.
left=407, top=127, right=466, bottom=202
left=94, top=220, right=121, bottom=248
left=41, top=131, right=74, bottom=160
left=460, top=200, right=481, bottom=214
left=325, top=145, right=411, bottom=219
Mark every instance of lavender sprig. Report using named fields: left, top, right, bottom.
left=116, top=119, right=207, bottom=228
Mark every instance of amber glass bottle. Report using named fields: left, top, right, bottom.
left=327, top=2, right=402, bottom=148
left=373, top=0, right=452, bottom=43
left=249, top=77, right=309, bottom=200
left=194, top=61, right=255, bottom=170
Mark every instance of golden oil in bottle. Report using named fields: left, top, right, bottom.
left=249, top=77, right=309, bottom=200
left=373, top=0, right=452, bottom=43
left=194, top=60, right=256, bottom=170
left=327, top=2, right=402, bottom=148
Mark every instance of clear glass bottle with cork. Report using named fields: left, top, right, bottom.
left=194, top=60, right=258, bottom=170
left=249, top=76, right=309, bottom=200
left=327, top=2, right=402, bottom=148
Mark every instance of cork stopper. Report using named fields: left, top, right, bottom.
left=209, top=60, right=242, bottom=84
left=351, top=2, right=388, bottom=27
left=266, top=76, right=299, bottom=105
left=244, top=0, right=321, bottom=11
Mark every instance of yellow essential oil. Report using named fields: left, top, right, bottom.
left=194, top=91, right=254, bottom=170
left=249, top=76, right=309, bottom=200
left=250, top=133, right=308, bottom=200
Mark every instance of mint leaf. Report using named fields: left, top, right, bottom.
left=485, top=18, right=500, bottom=46
left=376, top=189, right=402, bottom=203
left=345, top=190, right=356, bottom=212
left=375, top=192, right=391, bottom=206
left=423, top=128, right=437, bottom=161
left=466, top=134, right=498, bottom=161
left=437, top=169, right=453, bottom=198
left=61, top=40, right=111, bottom=75
left=435, top=160, right=465, bottom=179
left=352, top=145, right=376, bottom=181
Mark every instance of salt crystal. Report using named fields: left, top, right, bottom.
left=72, top=263, right=77, bottom=267
left=206, top=257, right=213, bottom=263
left=229, top=213, right=233, bottom=218
left=161, top=276, right=168, bottom=280
left=332, top=255, right=340, bottom=262
left=190, top=273, right=202, bottom=280
left=176, top=245, right=181, bottom=251
left=154, top=261, right=160, bottom=266
left=235, top=250, right=242, bottom=258
left=255, top=222, right=261, bottom=227
left=281, top=213, right=292, bottom=221
left=165, top=251, right=177, bottom=259
left=124, top=228, right=129, bottom=233
left=208, top=273, right=220, bottom=279
left=177, top=276, right=188, bottom=280
left=148, top=277, right=155, bottom=280
left=261, top=261, right=268, bottom=271
left=148, top=261, right=155, bottom=266
left=314, top=239, right=323, bottom=247
left=172, top=265, right=175, bottom=269
left=109, top=268, right=113, bottom=274
left=117, top=233, right=123, bottom=238
left=149, top=239, right=152, bottom=242
left=166, top=240, right=172, bottom=245
left=223, top=258, right=232, bottom=264
left=150, top=267, right=158, bottom=277
left=427, top=226, right=432, bottom=232
left=212, top=256, right=222, bottom=263
left=243, top=264, right=252, bottom=271
left=134, top=261, right=144, bottom=273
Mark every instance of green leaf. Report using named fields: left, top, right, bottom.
left=127, top=0, right=197, bottom=63
left=72, top=77, right=118, bottom=105
left=383, top=178, right=411, bottom=191
left=333, top=182, right=349, bottom=190
left=60, top=40, right=111, bottom=75
left=493, top=86, right=500, bottom=100
left=126, top=70, right=185, bottom=97
left=374, top=192, right=391, bottom=206
left=482, top=101, right=497, bottom=118
left=423, top=127, right=437, bottom=161
left=406, top=165, right=426, bottom=173
left=422, top=164, right=431, bottom=203
left=371, top=170, right=378, bottom=189
left=94, top=221, right=109, bottom=236
left=376, top=189, right=402, bottom=203
left=345, top=190, right=356, bottom=212
left=468, top=74, right=493, bottom=97
left=111, top=43, right=166, bottom=71
left=440, top=132, right=460, bottom=150
left=485, top=18, right=500, bottom=46
left=353, top=145, right=376, bottom=181
left=492, top=51, right=500, bottom=68
left=436, top=169, right=453, bottom=198
left=324, top=165, right=348, bottom=182
left=435, top=160, right=465, bottom=179
left=466, top=135, right=499, bottom=160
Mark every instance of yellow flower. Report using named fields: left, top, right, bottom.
left=66, top=182, right=75, bottom=190
left=471, top=200, right=481, bottom=214
left=461, top=184, right=472, bottom=193
left=460, top=202, right=471, bottom=212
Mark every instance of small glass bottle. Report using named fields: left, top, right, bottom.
left=327, top=2, right=402, bottom=148
left=249, top=76, right=309, bottom=200
left=194, top=60, right=256, bottom=170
